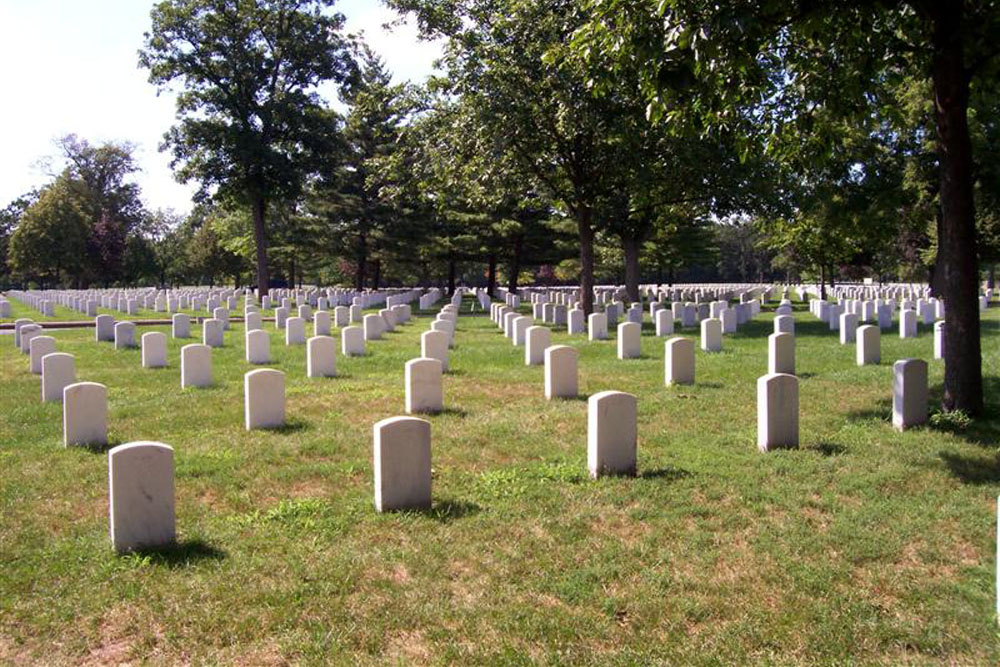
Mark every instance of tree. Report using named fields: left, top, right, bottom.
left=8, top=179, right=90, bottom=287
left=140, top=0, right=356, bottom=294
left=577, top=0, right=1000, bottom=414
left=57, top=135, right=147, bottom=285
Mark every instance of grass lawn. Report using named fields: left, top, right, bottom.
left=1, top=296, right=237, bottom=324
left=1, top=297, right=999, bottom=665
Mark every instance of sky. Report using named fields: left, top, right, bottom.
left=0, top=0, right=442, bottom=214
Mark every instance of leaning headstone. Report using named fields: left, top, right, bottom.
left=41, top=352, right=75, bottom=402
left=892, top=359, right=928, bottom=431
left=405, top=358, right=443, bottom=414
left=29, top=335, right=56, bottom=374
left=757, top=373, right=798, bottom=452
left=768, top=332, right=795, bottom=375
left=141, top=332, right=168, bottom=368
left=421, top=330, right=450, bottom=372
left=373, top=416, right=432, bottom=512
left=108, top=441, right=176, bottom=553
left=244, top=369, right=285, bottom=430
left=307, top=336, right=337, bottom=378
left=180, top=344, right=212, bottom=388
left=856, top=325, right=880, bottom=366
left=588, top=391, right=637, bottom=478
left=342, top=325, right=365, bottom=356
left=544, top=345, right=579, bottom=399
left=700, top=318, right=722, bottom=353
left=63, top=381, right=107, bottom=447
left=525, top=326, right=551, bottom=365
left=114, top=322, right=136, bottom=350
left=665, top=337, right=695, bottom=385
left=617, top=321, right=641, bottom=359
left=172, top=313, right=190, bottom=339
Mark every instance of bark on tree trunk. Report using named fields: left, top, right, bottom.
left=508, top=235, right=523, bottom=293
left=622, top=234, right=641, bottom=303
left=356, top=231, right=367, bottom=292
left=447, top=257, right=456, bottom=296
left=578, top=207, right=595, bottom=316
left=487, top=253, right=497, bottom=298
left=820, top=265, right=827, bottom=300
left=372, top=258, right=381, bottom=291
left=930, top=2, right=983, bottom=414
left=251, top=195, right=269, bottom=296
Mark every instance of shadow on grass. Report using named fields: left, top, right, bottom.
left=419, top=499, right=483, bottom=523
left=939, top=450, right=1000, bottom=484
left=269, top=419, right=311, bottom=434
left=807, top=441, right=848, bottom=456
left=80, top=438, right=125, bottom=454
left=697, top=382, right=725, bottom=389
left=639, top=466, right=692, bottom=481
left=435, top=407, right=469, bottom=418
left=125, top=539, right=226, bottom=567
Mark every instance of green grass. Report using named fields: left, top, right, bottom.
left=2, top=298, right=1000, bottom=664
left=1, top=295, right=235, bottom=324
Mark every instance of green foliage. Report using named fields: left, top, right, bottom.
left=139, top=0, right=356, bottom=290
left=8, top=178, right=90, bottom=286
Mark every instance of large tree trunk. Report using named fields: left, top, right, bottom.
left=372, top=258, right=381, bottom=290
left=578, top=207, right=595, bottom=316
left=487, top=252, right=497, bottom=298
left=447, top=257, right=456, bottom=296
left=356, top=231, right=367, bottom=292
left=507, top=235, right=523, bottom=293
left=251, top=195, right=269, bottom=296
left=819, top=265, right=827, bottom=300
left=622, top=234, right=641, bottom=303
left=930, top=2, right=983, bottom=414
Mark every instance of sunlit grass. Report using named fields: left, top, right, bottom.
left=1, top=297, right=998, bottom=664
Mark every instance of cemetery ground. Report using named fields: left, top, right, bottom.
left=2, top=299, right=1000, bottom=665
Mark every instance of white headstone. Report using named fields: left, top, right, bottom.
left=421, top=330, right=450, bottom=372
left=141, top=332, right=168, bottom=368
left=342, top=325, right=365, bottom=356
left=544, top=345, right=578, bottom=399
left=768, top=332, right=795, bottom=375
left=108, top=441, right=176, bottom=553
left=114, top=322, right=136, bottom=349
left=617, top=321, right=641, bottom=359
left=525, top=326, right=551, bottom=366
left=405, top=358, right=443, bottom=414
left=700, top=318, right=722, bottom=352
left=856, top=325, right=880, bottom=366
left=95, top=315, right=115, bottom=342
left=307, top=335, right=337, bottom=378
left=180, top=344, right=212, bottom=388
left=893, top=359, right=928, bottom=431
left=172, top=313, right=190, bottom=339
left=246, top=329, right=271, bottom=364
left=314, top=310, right=332, bottom=337
left=29, top=335, right=56, bottom=374
left=244, top=368, right=285, bottom=430
left=374, top=416, right=432, bottom=512
left=41, top=352, right=75, bottom=402
left=757, top=373, right=798, bottom=452
left=588, top=391, right=637, bottom=478
left=588, top=312, right=608, bottom=341
left=63, top=381, right=107, bottom=447
left=203, top=318, right=224, bottom=348
left=665, top=337, right=695, bottom=385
